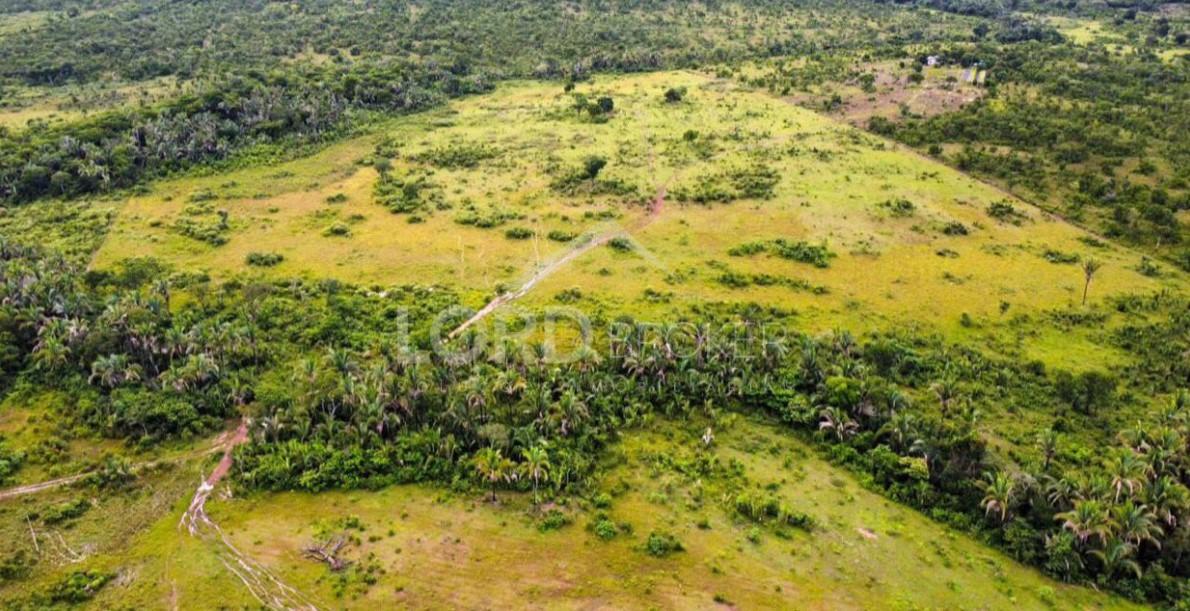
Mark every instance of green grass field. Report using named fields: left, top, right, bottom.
left=67, top=417, right=1136, bottom=610
left=4, top=70, right=1183, bottom=610
left=94, top=71, right=1185, bottom=371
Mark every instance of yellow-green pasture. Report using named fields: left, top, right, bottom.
left=82, top=417, right=1138, bottom=610
left=93, top=71, right=1186, bottom=370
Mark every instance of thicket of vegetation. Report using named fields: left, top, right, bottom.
left=2, top=238, right=1188, bottom=604
left=0, top=0, right=975, bottom=205
left=880, top=40, right=1190, bottom=269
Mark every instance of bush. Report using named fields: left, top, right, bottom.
left=643, top=531, right=684, bottom=557
left=323, top=223, right=351, bottom=237
left=942, top=221, right=969, bottom=236
left=412, top=143, right=496, bottom=169
left=47, top=570, right=113, bottom=604
left=663, top=87, right=686, bottom=103
left=538, top=509, right=572, bottom=532
left=0, top=550, right=33, bottom=582
left=0, top=439, right=24, bottom=484
left=42, top=498, right=92, bottom=525
left=591, top=518, right=618, bottom=540
left=608, top=237, right=632, bottom=252
left=1054, top=370, right=1116, bottom=414
left=504, top=227, right=533, bottom=240
left=547, top=230, right=576, bottom=242
left=245, top=252, right=284, bottom=267
left=881, top=198, right=917, bottom=217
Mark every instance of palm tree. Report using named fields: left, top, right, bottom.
left=1112, top=501, right=1163, bottom=549
left=929, top=377, right=962, bottom=414
left=1037, top=428, right=1059, bottom=472
left=473, top=447, right=513, bottom=502
left=1090, top=538, right=1142, bottom=580
left=981, top=471, right=1016, bottom=523
left=818, top=406, right=858, bottom=442
left=1045, top=476, right=1080, bottom=511
left=881, top=412, right=918, bottom=452
left=1081, top=258, right=1102, bottom=305
left=1057, top=499, right=1115, bottom=545
left=1145, top=475, right=1188, bottom=527
left=1106, top=450, right=1151, bottom=503
left=520, top=445, right=551, bottom=504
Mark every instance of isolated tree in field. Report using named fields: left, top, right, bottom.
left=520, top=444, right=550, bottom=504
left=663, top=87, right=686, bottom=103
left=582, top=155, right=606, bottom=182
left=1081, top=258, right=1102, bottom=305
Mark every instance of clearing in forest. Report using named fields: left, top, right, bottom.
left=94, top=71, right=1185, bottom=368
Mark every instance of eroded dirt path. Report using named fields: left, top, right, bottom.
left=179, top=418, right=320, bottom=610
left=0, top=431, right=231, bottom=502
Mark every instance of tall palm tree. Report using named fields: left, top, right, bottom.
left=473, top=447, right=513, bottom=502
left=1037, top=428, right=1059, bottom=472
left=1081, top=258, right=1102, bottom=305
left=1112, top=501, right=1163, bottom=549
left=1145, top=476, right=1187, bottom=528
left=818, top=406, right=858, bottom=442
left=1106, top=450, right=1151, bottom=503
left=981, top=471, right=1016, bottom=523
left=520, top=445, right=551, bottom=504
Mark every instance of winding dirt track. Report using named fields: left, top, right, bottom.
left=0, top=434, right=232, bottom=502
left=449, top=181, right=670, bottom=339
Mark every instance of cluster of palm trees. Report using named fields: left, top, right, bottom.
left=979, top=392, right=1190, bottom=584
left=4, top=241, right=1188, bottom=599
left=1, top=243, right=260, bottom=438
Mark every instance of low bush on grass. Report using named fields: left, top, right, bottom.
left=643, top=531, right=684, bottom=557
left=246, top=252, right=284, bottom=267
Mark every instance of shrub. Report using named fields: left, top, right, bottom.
left=412, top=143, right=497, bottom=169
left=881, top=198, right=917, bottom=217
left=0, top=550, right=33, bottom=582
left=554, top=288, right=583, bottom=303
left=547, top=230, right=576, bottom=242
left=0, top=439, right=24, bottom=485
left=768, top=239, right=834, bottom=268
left=325, top=193, right=348, bottom=204
left=608, top=237, right=632, bottom=252
left=986, top=201, right=1026, bottom=224
left=1042, top=249, right=1079, bottom=264
left=47, top=570, right=113, bottom=604
left=663, top=87, right=687, bottom=103
left=643, top=531, right=684, bottom=557
left=727, top=241, right=767, bottom=256
left=1054, top=370, right=1116, bottom=414
left=942, top=221, right=969, bottom=236
left=323, top=223, right=351, bottom=237
left=590, top=517, right=618, bottom=540
left=504, top=227, right=533, bottom=240
left=42, top=498, right=91, bottom=525
left=538, top=509, right=572, bottom=532
left=245, top=252, right=284, bottom=267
